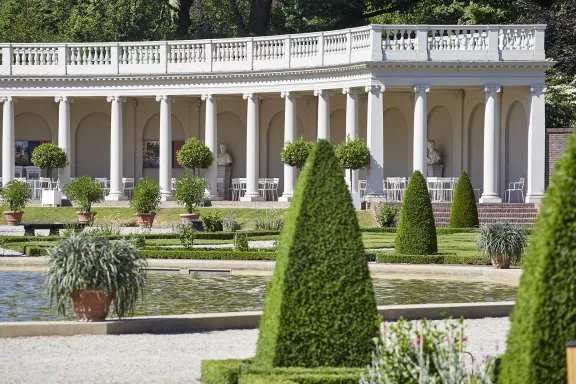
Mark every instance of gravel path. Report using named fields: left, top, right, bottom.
left=0, top=317, right=510, bottom=384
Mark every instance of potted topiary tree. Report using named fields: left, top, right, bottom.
left=1, top=180, right=33, bottom=225
left=31, top=143, right=69, bottom=206
left=46, top=235, right=147, bottom=321
left=280, top=137, right=314, bottom=171
left=176, top=137, right=214, bottom=176
left=174, top=172, right=209, bottom=224
left=477, top=222, right=527, bottom=269
left=62, top=175, right=104, bottom=223
left=335, top=135, right=370, bottom=208
left=130, top=178, right=161, bottom=228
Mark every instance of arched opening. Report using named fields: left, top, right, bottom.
left=427, top=106, right=454, bottom=176
left=142, top=113, right=185, bottom=180
left=217, top=111, right=246, bottom=180
left=505, top=101, right=528, bottom=193
left=14, top=112, right=52, bottom=172
left=468, top=104, right=485, bottom=189
left=75, top=112, right=110, bottom=177
left=384, top=107, right=411, bottom=177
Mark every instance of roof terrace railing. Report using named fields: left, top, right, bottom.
left=0, top=24, right=546, bottom=76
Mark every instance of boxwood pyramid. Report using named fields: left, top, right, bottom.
left=499, top=133, right=576, bottom=383
left=255, top=139, right=379, bottom=369
left=449, top=171, right=479, bottom=228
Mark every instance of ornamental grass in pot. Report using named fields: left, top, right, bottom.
left=174, top=172, right=209, bottom=224
left=46, top=235, right=147, bottom=321
left=477, top=222, right=528, bottom=269
left=1, top=180, right=33, bottom=225
left=130, top=178, right=161, bottom=228
left=62, top=175, right=104, bottom=223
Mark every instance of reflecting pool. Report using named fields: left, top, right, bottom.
left=0, top=271, right=516, bottom=322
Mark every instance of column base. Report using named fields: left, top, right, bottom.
left=525, top=194, right=544, bottom=203
left=161, top=194, right=174, bottom=202
left=479, top=194, right=502, bottom=203
left=240, top=194, right=264, bottom=202
left=105, top=193, right=128, bottom=201
left=278, top=194, right=293, bottom=202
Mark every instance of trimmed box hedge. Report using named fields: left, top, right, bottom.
left=201, top=359, right=362, bottom=384
left=372, top=251, right=489, bottom=265
left=140, top=250, right=276, bottom=260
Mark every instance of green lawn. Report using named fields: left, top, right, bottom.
left=9, top=207, right=377, bottom=229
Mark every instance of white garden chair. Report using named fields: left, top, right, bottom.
left=358, top=180, right=367, bottom=198
left=505, top=178, right=525, bottom=202
left=122, top=177, right=135, bottom=198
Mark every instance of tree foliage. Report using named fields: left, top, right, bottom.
left=176, top=138, right=214, bottom=172
left=280, top=137, right=314, bottom=170
left=335, top=135, right=370, bottom=171
left=31, top=143, right=69, bottom=171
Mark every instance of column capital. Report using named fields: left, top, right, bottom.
left=454, top=90, right=465, bottom=100
left=313, top=89, right=331, bottom=97
left=107, top=96, right=126, bottom=103
left=412, top=84, right=430, bottom=93
left=0, top=96, right=16, bottom=104
left=155, top=95, right=174, bottom=103
left=365, top=84, right=385, bottom=94
left=280, top=91, right=296, bottom=99
left=483, top=85, right=501, bottom=94
left=243, top=92, right=260, bottom=100
left=201, top=94, right=214, bottom=101
left=54, top=96, right=74, bottom=104
left=530, top=84, right=547, bottom=94
left=342, top=87, right=359, bottom=95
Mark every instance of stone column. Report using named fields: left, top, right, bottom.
left=1, top=97, right=15, bottom=186
left=365, top=84, right=385, bottom=199
left=480, top=85, right=502, bottom=203
left=202, top=94, right=221, bottom=200
left=412, top=85, right=430, bottom=175
left=279, top=91, right=296, bottom=202
left=240, top=93, right=264, bottom=201
left=526, top=84, right=547, bottom=203
left=343, top=87, right=359, bottom=192
left=55, top=96, right=72, bottom=187
left=106, top=96, right=127, bottom=200
left=157, top=95, right=173, bottom=201
left=314, top=89, right=330, bottom=140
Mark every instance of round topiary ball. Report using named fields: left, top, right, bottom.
left=31, top=143, right=68, bottom=170
left=176, top=138, right=214, bottom=171
left=280, top=137, right=314, bottom=170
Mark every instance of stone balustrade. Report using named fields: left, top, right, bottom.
left=0, top=24, right=546, bottom=76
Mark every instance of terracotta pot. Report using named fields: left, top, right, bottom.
left=490, top=252, right=511, bottom=269
left=180, top=213, right=200, bottom=224
left=76, top=211, right=95, bottom=224
left=136, top=212, right=156, bottom=228
left=4, top=211, right=23, bottom=226
left=71, top=288, right=114, bottom=322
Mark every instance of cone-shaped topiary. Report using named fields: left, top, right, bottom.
left=449, top=171, right=479, bottom=228
left=499, top=133, right=576, bottom=383
left=395, top=170, right=437, bottom=254
left=255, top=139, right=379, bottom=369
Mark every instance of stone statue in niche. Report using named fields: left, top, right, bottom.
left=426, top=140, right=443, bottom=165
left=217, top=143, right=233, bottom=165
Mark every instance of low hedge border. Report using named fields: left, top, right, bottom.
left=371, top=251, right=489, bottom=265
left=201, top=359, right=362, bottom=384
left=141, top=250, right=277, bottom=260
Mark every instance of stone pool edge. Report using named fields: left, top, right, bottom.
left=0, top=302, right=514, bottom=339
left=0, top=257, right=522, bottom=286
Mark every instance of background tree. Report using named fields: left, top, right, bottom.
left=335, top=135, right=370, bottom=192
left=280, top=137, right=314, bottom=170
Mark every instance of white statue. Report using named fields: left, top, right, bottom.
left=426, top=140, right=442, bottom=165
left=217, top=143, right=233, bottom=165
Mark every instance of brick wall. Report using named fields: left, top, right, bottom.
left=546, top=128, right=574, bottom=186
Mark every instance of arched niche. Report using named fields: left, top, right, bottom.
left=329, top=109, right=346, bottom=145
left=505, top=101, right=528, bottom=192
left=384, top=107, right=411, bottom=177
left=468, top=104, right=485, bottom=189
left=427, top=106, right=454, bottom=176
left=265, top=111, right=304, bottom=194
left=142, top=113, right=185, bottom=180
left=13, top=112, right=53, bottom=169
left=75, top=112, right=110, bottom=177
left=217, top=111, right=246, bottom=180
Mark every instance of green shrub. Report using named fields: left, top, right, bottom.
left=1, top=180, right=33, bottom=212
left=26, top=246, right=48, bottom=256
left=203, top=212, right=223, bottom=232
left=31, top=142, right=68, bottom=179
left=222, top=213, right=241, bottom=232
left=234, top=232, right=249, bottom=252
left=449, top=171, right=479, bottom=228
left=140, top=249, right=276, bottom=260
left=499, top=133, right=576, bottom=383
left=372, top=251, right=489, bottom=265
left=280, top=137, right=314, bottom=170
left=255, top=139, right=378, bottom=368
left=395, top=170, right=437, bottom=255
left=63, top=175, right=103, bottom=212
left=176, top=137, right=214, bottom=174
left=477, top=222, right=527, bottom=268
left=125, top=233, right=146, bottom=250
left=254, top=208, right=285, bottom=231
left=131, top=178, right=161, bottom=213
left=375, top=202, right=399, bottom=227
left=174, top=172, right=209, bottom=213
left=176, top=224, right=196, bottom=249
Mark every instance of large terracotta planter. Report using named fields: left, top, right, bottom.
left=490, top=252, right=511, bottom=269
left=71, top=288, right=114, bottom=322
left=180, top=213, right=200, bottom=224
left=76, top=211, right=95, bottom=224
left=4, top=211, right=23, bottom=226
left=136, top=212, right=156, bottom=228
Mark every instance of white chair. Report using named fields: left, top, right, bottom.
left=505, top=178, right=525, bottom=202
left=358, top=180, right=367, bottom=198
left=14, top=167, right=23, bottom=178
left=427, top=177, right=441, bottom=202
left=264, top=178, right=279, bottom=201
left=258, top=178, right=267, bottom=198
left=26, top=167, right=41, bottom=180
left=122, top=177, right=135, bottom=198
left=95, top=178, right=109, bottom=194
